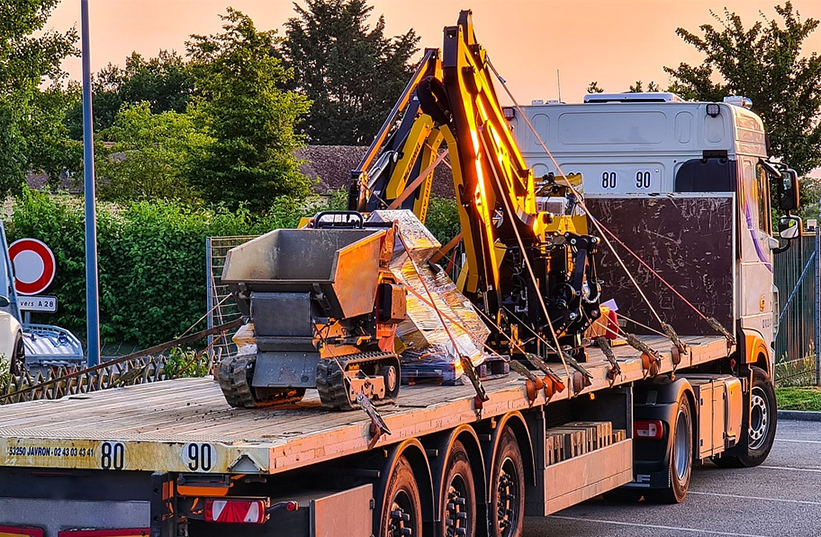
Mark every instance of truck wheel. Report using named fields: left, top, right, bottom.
left=714, top=366, right=777, bottom=468
left=437, top=440, right=476, bottom=537
left=489, top=429, right=524, bottom=537
left=647, top=394, right=692, bottom=504
left=9, top=334, right=24, bottom=376
left=380, top=455, right=423, bottom=537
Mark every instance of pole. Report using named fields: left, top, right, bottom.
left=814, top=215, right=820, bottom=385
left=81, top=0, right=100, bottom=367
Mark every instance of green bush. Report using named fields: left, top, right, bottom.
left=6, top=189, right=344, bottom=348
left=424, top=197, right=461, bottom=245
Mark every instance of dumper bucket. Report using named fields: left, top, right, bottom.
left=222, top=228, right=387, bottom=319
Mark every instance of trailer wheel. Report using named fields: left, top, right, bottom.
left=647, top=394, right=692, bottom=504
left=9, top=334, right=24, bottom=376
left=437, top=440, right=476, bottom=537
left=489, top=428, right=525, bottom=537
left=380, top=455, right=423, bottom=537
left=714, top=366, right=777, bottom=468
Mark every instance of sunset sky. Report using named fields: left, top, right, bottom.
left=48, top=0, right=821, bottom=105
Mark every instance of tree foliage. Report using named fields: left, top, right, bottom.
left=665, top=1, right=821, bottom=175
left=628, top=80, right=660, bottom=92
left=96, top=102, right=212, bottom=202
left=186, top=8, right=313, bottom=211
left=0, top=0, right=79, bottom=194
left=66, top=50, right=194, bottom=138
left=280, top=0, right=419, bottom=145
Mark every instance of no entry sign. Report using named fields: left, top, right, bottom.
left=9, top=238, right=56, bottom=296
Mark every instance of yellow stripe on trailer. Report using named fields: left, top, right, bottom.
left=0, top=438, right=271, bottom=474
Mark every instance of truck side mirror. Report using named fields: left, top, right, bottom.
left=773, top=216, right=801, bottom=254
left=0, top=296, right=9, bottom=307
left=778, top=169, right=800, bottom=212
left=779, top=216, right=801, bottom=239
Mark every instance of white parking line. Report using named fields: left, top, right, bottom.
left=760, top=465, right=821, bottom=473
left=548, top=515, right=767, bottom=537
left=776, top=438, right=821, bottom=445
left=689, top=491, right=821, bottom=506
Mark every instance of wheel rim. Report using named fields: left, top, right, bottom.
left=385, top=364, right=398, bottom=393
left=749, top=387, right=769, bottom=450
left=444, top=475, right=470, bottom=537
left=387, top=489, right=415, bottom=537
left=673, top=408, right=691, bottom=480
left=496, top=458, right=520, bottom=537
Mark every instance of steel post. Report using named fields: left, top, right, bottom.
left=816, top=218, right=820, bottom=386
left=82, top=0, right=100, bottom=367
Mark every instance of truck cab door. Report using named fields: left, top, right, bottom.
left=737, top=158, right=775, bottom=346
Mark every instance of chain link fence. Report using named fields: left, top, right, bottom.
left=774, top=228, right=819, bottom=386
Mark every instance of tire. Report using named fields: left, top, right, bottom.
left=379, top=455, right=423, bottom=537
left=646, top=394, right=692, bottom=504
left=714, top=366, right=777, bottom=468
left=489, top=428, right=525, bottom=537
left=437, top=440, right=476, bottom=537
left=9, top=334, right=24, bottom=376
left=377, top=361, right=401, bottom=403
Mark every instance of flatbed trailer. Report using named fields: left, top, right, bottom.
left=0, top=336, right=725, bottom=475
left=0, top=335, right=742, bottom=536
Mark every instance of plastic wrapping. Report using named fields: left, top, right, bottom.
left=369, top=210, right=490, bottom=382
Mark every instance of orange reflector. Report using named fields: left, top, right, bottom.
left=0, top=527, right=44, bottom=537
left=205, top=499, right=268, bottom=524
left=634, top=420, right=664, bottom=439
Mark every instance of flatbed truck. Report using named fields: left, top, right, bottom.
left=0, top=10, right=800, bottom=537
left=2, top=334, right=731, bottom=536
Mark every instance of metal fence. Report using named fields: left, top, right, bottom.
left=774, top=229, right=819, bottom=386
left=206, top=236, right=254, bottom=363
left=1, top=355, right=169, bottom=404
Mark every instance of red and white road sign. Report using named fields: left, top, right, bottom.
left=9, top=238, right=56, bottom=296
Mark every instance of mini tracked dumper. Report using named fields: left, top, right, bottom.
left=219, top=212, right=406, bottom=410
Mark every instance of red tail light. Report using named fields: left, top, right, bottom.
left=204, top=499, right=269, bottom=524
left=0, top=526, right=44, bottom=537
left=634, top=420, right=664, bottom=439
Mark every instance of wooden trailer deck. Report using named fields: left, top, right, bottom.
left=0, top=335, right=729, bottom=475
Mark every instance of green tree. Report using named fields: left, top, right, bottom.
left=0, top=0, right=78, bottom=194
left=628, top=80, right=660, bottom=92
left=186, top=8, right=312, bottom=211
left=96, top=102, right=212, bottom=202
left=665, top=1, right=821, bottom=175
left=280, top=0, right=419, bottom=145
left=66, top=50, right=195, bottom=139
left=586, top=81, right=604, bottom=94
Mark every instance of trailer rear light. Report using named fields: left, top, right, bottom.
left=57, top=531, right=148, bottom=537
left=634, top=420, right=664, bottom=439
left=204, top=498, right=269, bottom=524
left=0, top=526, right=44, bottom=537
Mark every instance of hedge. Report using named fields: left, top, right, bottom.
left=5, top=189, right=342, bottom=347
left=5, top=189, right=460, bottom=349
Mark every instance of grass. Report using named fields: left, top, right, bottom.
left=776, top=386, right=821, bottom=411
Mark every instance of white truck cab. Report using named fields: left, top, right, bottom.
left=508, top=93, right=793, bottom=367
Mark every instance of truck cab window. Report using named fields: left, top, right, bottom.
left=674, top=157, right=737, bottom=192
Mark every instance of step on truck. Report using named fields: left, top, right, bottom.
left=0, top=11, right=801, bottom=537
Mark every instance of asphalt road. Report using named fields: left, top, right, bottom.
left=524, top=418, right=821, bottom=537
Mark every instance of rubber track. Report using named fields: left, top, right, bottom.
left=316, top=351, right=399, bottom=410
left=218, top=354, right=306, bottom=409
left=218, top=354, right=257, bottom=408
